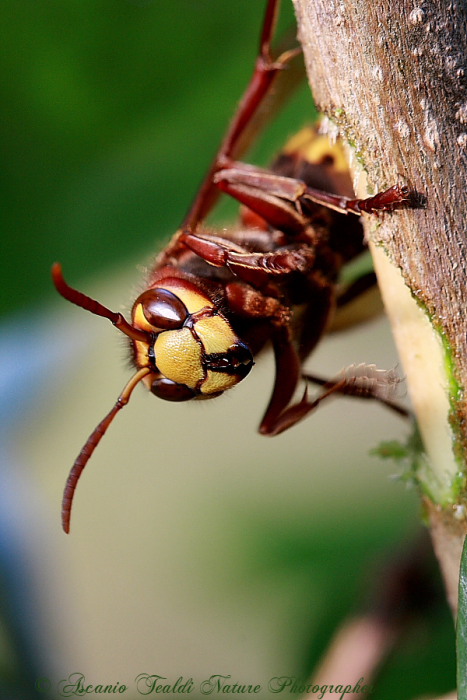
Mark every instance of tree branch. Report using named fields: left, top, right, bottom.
left=292, top=0, right=467, bottom=611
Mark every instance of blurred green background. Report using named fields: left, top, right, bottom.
left=1, top=0, right=309, bottom=319
left=0, top=1, right=457, bottom=698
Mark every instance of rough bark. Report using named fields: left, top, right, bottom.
left=291, top=0, right=467, bottom=611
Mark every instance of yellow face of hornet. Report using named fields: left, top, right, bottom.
left=131, top=279, right=253, bottom=401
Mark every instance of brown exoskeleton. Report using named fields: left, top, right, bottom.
left=53, top=0, right=413, bottom=533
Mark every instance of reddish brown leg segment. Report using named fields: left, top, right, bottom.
left=183, top=0, right=300, bottom=230
left=259, top=330, right=303, bottom=435
left=214, top=168, right=307, bottom=235
left=303, top=367, right=410, bottom=418
left=214, top=163, right=412, bottom=223
left=225, top=282, right=290, bottom=328
left=261, top=363, right=408, bottom=436
left=301, top=183, right=412, bottom=216
left=180, top=231, right=314, bottom=278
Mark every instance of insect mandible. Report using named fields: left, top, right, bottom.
left=53, top=0, right=413, bottom=533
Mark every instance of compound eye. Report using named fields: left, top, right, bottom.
left=135, top=288, right=188, bottom=330
left=150, top=377, right=196, bottom=402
